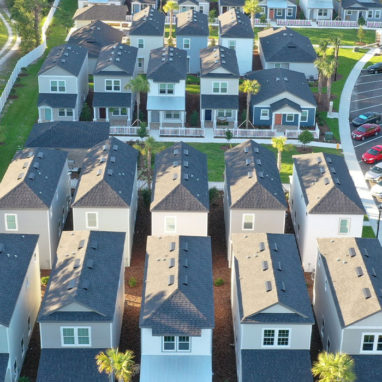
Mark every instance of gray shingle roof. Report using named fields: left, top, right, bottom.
left=225, top=140, right=287, bottom=210
left=0, top=234, right=39, bottom=327
left=352, top=355, right=382, bottom=382
left=147, top=46, right=187, bottom=82
left=95, top=43, right=137, bottom=75
left=38, top=93, right=77, bottom=108
left=151, top=142, right=209, bottom=212
left=293, top=152, right=365, bottom=214
left=232, top=233, right=314, bottom=323
left=176, top=10, right=209, bottom=36
left=200, top=45, right=239, bottom=78
left=37, top=349, right=109, bottom=382
left=201, top=94, right=238, bottom=109
left=39, top=230, right=125, bottom=322
left=241, top=350, right=313, bottom=382
left=0, top=354, right=8, bottom=381
left=68, top=20, right=123, bottom=58
left=220, top=0, right=244, bottom=6
left=92, top=92, right=132, bottom=107
left=0, top=148, right=67, bottom=209
left=39, top=44, right=87, bottom=76
left=25, top=122, right=110, bottom=149
left=317, top=237, right=382, bottom=327
left=246, top=68, right=317, bottom=106
left=72, top=137, right=138, bottom=208
left=259, top=27, right=317, bottom=63
left=130, top=7, right=165, bottom=36
left=219, top=9, right=253, bottom=38
left=342, top=0, right=381, bottom=9
left=73, top=4, right=128, bottom=21
left=140, top=236, right=214, bottom=335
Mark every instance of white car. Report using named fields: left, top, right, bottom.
left=371, top=181, right=382, bottom=198
left=365, top=162, right=382, bottom=182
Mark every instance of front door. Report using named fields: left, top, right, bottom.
left=44, top=108, right=52, bottom=121
left=99, top=107, right=106, bottom=119
left=269, top=9, right=274, bottom=19
left=205, top=109, right=212, bottom=121
left=274, top=113, right=282, bottom=125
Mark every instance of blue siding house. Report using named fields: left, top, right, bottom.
left=257, top=0, right=297, bottom=19
left=246, top=68, right=316, bottom=131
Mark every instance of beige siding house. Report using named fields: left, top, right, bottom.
left=0, top=148, right=71, bottom=269
left=224, top=140, right=287, bottom=266
left=36, top=230, right=126, bottom=382
left=151, top=142, right=209, bottom=236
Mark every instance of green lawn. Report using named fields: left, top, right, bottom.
left=362, top=225, right=376, bottom=238
left=0, top=13, right=8, bottom=51
left=318, top=111, right=340, bottom=141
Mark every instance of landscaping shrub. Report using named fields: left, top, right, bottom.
left=190, top=111, right=199, bottom=127
left=128, top=277, right=137, bottom=288
left=214, top=278, right=224, bottom=287
left=19, top=377, right=30, bottom=382
left=41, top=276, right=50, bottom=286
left=141, top=188, right=151, bottom=207
left=209, top=187, right=220, bottom=204
left=137, top=124, right=148, bottom=140
left=80, top=102, right=92, bottom=121
left=298, top=130, right=314, bottom=149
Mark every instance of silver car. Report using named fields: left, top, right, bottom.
left=365, top=162, right=382, bottom=182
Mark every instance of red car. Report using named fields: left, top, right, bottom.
left=362, top=145, right=382, bottom=164
left=352, top=124, right=381, bottom=140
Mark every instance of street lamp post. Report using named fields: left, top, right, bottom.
left=376, top=204, right=382, bottom=238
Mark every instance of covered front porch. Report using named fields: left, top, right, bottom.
left=92, top=92, right=132, bottom=125
left=200, top=94, right=238, bottom=129
left=270, top=98, right=302, bottom=129
left=266, top=0, right=296, bottom=19
left=147, top=96, right=186, bottom=128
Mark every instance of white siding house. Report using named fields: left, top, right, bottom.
left=299, top=0, right=333, bottom=20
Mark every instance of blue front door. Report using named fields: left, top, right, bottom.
left=205, top=109, right=212, bottom=121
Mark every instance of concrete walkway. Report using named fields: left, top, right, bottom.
left=338, top=47, right=381, bottom=241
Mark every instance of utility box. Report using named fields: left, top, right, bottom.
left=324, top=131, right=334, bottom=142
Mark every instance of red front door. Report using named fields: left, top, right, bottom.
left=269, top=9, right=274, bottom=19
left=275, top=114, right=282, bottom=125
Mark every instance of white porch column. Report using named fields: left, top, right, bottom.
left=201, top=109, right=204, bottom=128
left=106, top=108, right=109, bottom=122
left=271, top=112, right=275, bottom=130
left=213, top=110, right=216, bottom=129
left=148, top=110, right=152, bottom=127
left=93, top=107, right=97, bottom=121
left=297, top=113, right=301, bottom=130
left=181, top=111, right=185, bottom=128
left=234, top=109, right=238, bottom=128
left=159, top=111, right=163, bottom=128
left=38, top=108, right=42, bottom=123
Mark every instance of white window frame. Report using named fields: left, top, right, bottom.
left=361, top=333, right=382, bottom=353
left=58, top=108, right=74, bottom=117
left=162, top=336, right=176, bottom=351
left=301, top=110, right=308, bottom=122
left=287, top=7, right=293, bottom=17
left=368, top=10, right=373, bottom=19
left=110, top=107, right=128, bottom=116
left=138, top=38, right=144, bottom=48
left=5, top=214, right=18, bottom=231
left=260, top=6, right=266, bottom=14
left=376, top=10, right=381, bottom=18
left=164, top=216, right=176, bottom=233
left=159, top=83, right=174, bottom=95
left=286, top=114, right=294, bottom=122
left=105, top=79, right=121, bottom=92
left=228, top=40, right=236, bottom=50
left=138, top=58, right=144, bottom=68
left=86, top=212, right=98, bottom=229
left=338, top=218, right=351, bottom=234
left=217, top=109, right=232, bottom=118
left=162, top=336, right=191, bottom=352
left=164, top=111, right=181, bottom=120
left=61, top=327, right=91, bottom=347
left=260, top=109, right=269, bottom=120
left=346, top=10, right=352, bottom=16
left=262, top=328, right=291, bottom=348
left=212, top=81, right=228, bottom=94
left=183, top=38, right=191, bottom=49
left=242, top=214, right=255, bottom=231
left=276, top=8, right=283, bottom=16
left=50, top=80, right=66, bottom=93
left=318, top=9, right=328, bottom=17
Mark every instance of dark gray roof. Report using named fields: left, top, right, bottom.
left=39, top=44, right=87, bottom=76
left=37, top=349, right=109, bottom=382
left=201, top=95, right=238, bottom=109
left=151, top=142, right=209, bottom=212
left=38, top=93, right=77, bottom=108
left=93, top=92, right=132, bottom=107
left=73, top=4, right=128, bottom=21
left=342, top=0, right=382, bottom=10
left=147, top=46, right=187, bottom=82
left=200, top=45, right=239, bottom=78
left=95, top=43, right=137, bottom=75
left=176, top=10, right=209, bottom=36
left=140, top=236, right=214, bottom=335
left=225, top=140, right=287, bottom=210
left=293, top=152, right=365, bottom=214
left=130, top=7, right=165, bottom=36
left=232, top=233, right=314, bottom=324
left=39, top=231, right=125, bottom=322
left=352, top=355, right=382, bottom=382
left=0, top=354, right=9, bottom=381
left=271, top=98, right=301, bottom=113
left=259, top=27, right=317, bottom=63
left=0, top=234, right=39, bottom=326
left=134, top=0, right=157, bottom=4
left=26, top=122, right=110, bottom=149
left=241, top=350, right=313, bottom=382
left=219, top=9, right=253, bottom=39
left=220, top=0, right=244, bottom=6
left=246, top=68, right=317, bottom=106
left=68, top=20, right=123, bottom=58
left=0, top=148, right=67, bottom=209
left=72, top=137, right=138, bottom=208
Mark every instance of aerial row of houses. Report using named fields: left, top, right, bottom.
left=0, top=129, right=381, bottom=380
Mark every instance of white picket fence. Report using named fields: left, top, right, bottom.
left=214, top=128, right=276, bottom=138
left=110, top=126, right=140, bottom=135
left=0, top=0, right=60, bottom=116
left=276, top=19, right=312, bottom=27
left=159, top=127, right=205, bottom=137
left=367, top=21, right=382, bottom=28
left=317, top=20, right=358, bottom=28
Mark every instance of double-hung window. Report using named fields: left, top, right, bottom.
left=376, top=10, right=381, bottom=18
left=165, top=216, right=176, bottom=233
left=159, top=83, right=174, bottom=95
left=61, top=327, right=91, bottom=346
left=212, top=82, right=227, bottom=94
left=183, top=39, right=190, bottom=49
left=5, top=214, right=17, bottom=231
left=86, top=212, right=98, bottom=229
left=260, top=109, right=269, bottom=120
left=50, top=80, right=66, bottom=93
left=163, top=336, right=191, bottom=351
left=276, top=8, right=283, bottom=16
left=105, top=79, right=121, bottom=92
left=242, top=214, right=254, bottom=230
left=228, top=40, right=236, bottom=50
left=339, top=218, right=350, bottom=234
left=300, top=110, right=308, bottom=122
left=262, top=329, right=290, bottom=347
left=318, top=9, right=328, bottom=17
left=217, top=109, right=232, bottom=118
left=286, top=114, right=294, bottom=122
left=287, top=8, right=293, bottom=17
left=368, top=10, right=373, bottom=19
left=163, top=336, right=176, bottom=351
left=58, top=108, right=74, bottom=117
left=165, top=111, right=180, bottom=120
left=110, top=107, right=128, bottom=116
left=138, top=38, right=144, bottom=48
left=361, top=334, right=382, bottom=352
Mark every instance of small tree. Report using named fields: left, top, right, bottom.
left=240, top=79, right=261, bottom=129
left=225, top=129, right=233, bottom=148
left=314, top=57, right=326, bottom=105
left=80, top=103, right=92, bottom=121
left=312, top=352, right=356, bottom=382
left=190, top=111, right=199, bottom=127
left=318, top=39, right=330, bottom=59
left=271, top=136, right=291, bottom=171
left=330, top=35, right=341, bottom=81
left=358, top=16, right=366, bottom=26
left=163, top=0, right=179, bottom=39
left=137, top=124, right=148, bottom=140
left=298, top=130, right=314, bottom=150
left=243, top=0, right=261, bottom=29
left=208, top=9, right=216, bottom=24
left=125, top=75, right=150, bottom=126
left=321, top=59, right=336, bottom=108
left=358, top=25, right=365, bottom=43
left=167, top=36, right=174, bottom=47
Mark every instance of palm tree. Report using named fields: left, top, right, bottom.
left=314, top=57, right=326, bottom=105
left=330, top=36, right=341, bottom=81
left=271, top=136, right=289, bottom=171
left=318, top=39, right=330, bottom=59
left=243, top=0, right=261, bottom=29
left=240, top=79, right=261, bottom=129
left=125, top=75, right=150, bottom=126
left=96, top=348, right=138, bottom=382
left=321, top=59, right=336, bottom=108
left=163, top=0, right=179, bottom=39
left=312, top=352, right=356, bottom=382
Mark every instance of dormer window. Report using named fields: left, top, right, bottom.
left=183, top=38, right=190, bottom=50
left=159, top=83, right=174, bottom=95
left=228, top=40, right=236, bottom=50
left=50, top=80, right=66, bottom=93
left=105, top=79, right=121, bottom=92
left=138, top=38, right=144, bottom=48
left=212, top=82, right=227, bottom=94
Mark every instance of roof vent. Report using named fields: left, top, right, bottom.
left=248, top=171, right=253, bottom=179
left=27, top=151, right=33, bottom=158
left=183, top=241, right=189, bottom=252
left=173, top=173, right=178, bottom=180
left=259, top=242, right=265, bottom=252
left=67, top=279, right=76, bottom=290
left=245, top=158, right=251, bottom=166
left=17, top=173, right=24, bottom=180
left=174, top=148, right=179, bottom=156
left=372, top=267, right=377, bottom=277
left=107, top=169, right=113, bottom=176
left=324, top=177, right=330, bottom=185
left=327, top=156, right=332, bottom=164
left=335, top=177, right=341, bottom=185
left=184, top=173, right=189, bottom=181
left=61, top=59, right=66, bottom=63
left=73, top=258, right=81, bottom=269
left=87, top=259, right=94, bottom=269
left=184, top=160, right=189, bottom=168
left=28, top=172, right=35, bottom=181
left=78, top=239, right=85, bottom=249
left=183, top=258, right=189, bottom=268
left=113, top=144, right=118, bottom=151
left=170, top=241, right=176, bottom=252
left=349, top=247, right=356, bottom=257
left=259, top=171, right=264, bottom=178
left=355, top=266, right=363, bottom=277
left=317, top=157, right=322, bottom=164
left=319, top=166, right=325, bottom=174
left=256, top=159, right=262, bottom=165
left=281, top=281, right=286, bottom=292
left=110, top=156, right=116, bottom=163
left=330, top=167, right=336, bottom=174
left=102, top=144, right=109, bottom=152
left=0, top=243, right=3, bottom=253
left=37, top=152, right=44, bottom=159
left=22, top=162, right=28, bottom=169
left=81, top=279, right=90, bottom=290
left=100, top=157, right=106, bottom=163
left=183, top=275, right=189, bottom=286
left=363, top=248, right=369, bottom=257
left=274, top=242, right=278, bottom=252
left=262, top=260, right=268, bottom=271
left=244, top=146, right=249, bottom=154
left=169, top=258, right=175, bottom=268
left=168, top=275, right=175, bottom=286
left=33, top=162, right=40, bottom=170
left=184, top=148, right=189, bottom=156
left=97, top=169, right=102, bottom=176
left=173, top=161, right=178, bottom=167
left=116, top=57, right=120, bottom=62
left=90, top=240, right=98, bottom=250
left=363, top=287, right=371, bottom=299
left=278, top=261, right=282, bottom=271
left=265, top=280, right=272, bottom=292
left=254, top=147, right=259, bottom=153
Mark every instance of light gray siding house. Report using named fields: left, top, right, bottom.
left=68, top=20, right=123, bottom=74
left=335, top=0, right=382, bottom=21
left=218, top=9, right=254, bottom=75
left=231, top=233, right=314, bottom=382
left=38, top=44, right=88, bottom=123
left=0, top=148, right=71, bottom=269
left=72, top=137, right=138, bottom=266
left=176, top=10, right=209, bottom=74
left=200, top=45, right=239, bottom=129
left=300, top=0, right=333, bottom=20
left=129, top=7, right=165, bottom=73
left=36, top=230, right=126, bottom=382
left=151, top=142, right=209, bottom=236
left=177, top=0, right=210, bottom=14
left=224, top=140, right=287, bottom=266
left=258, top=27, right=318, bottom=80
left=131, top=0, right=158, bottom=14
left=93, top=43, right=138, bottom=125
left=218, top=0, right=244, bottom=14
left=290, top=153, right=365, bottom=271
left=78, top=0, right=124, bottom=8
left=314, top=237, right=382, bottom=381
left=0, top=234, right=40, bottom=382
left=140, top=235, right=214, bottom=382
left=147, top=47, right=187, bottom=128
left=257, top=0, right=297, bottom=20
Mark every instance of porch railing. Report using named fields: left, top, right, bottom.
left=367, top=21, right=382, bottom=28
left=110, top=126, right=140, bottom=135
left=159, top=128, right=205, bottom=137
left=276, top=19, right=312, bottom=26
left=317, top=20, right=358, bottom=28
left=214, top=128, right=276, bottom=138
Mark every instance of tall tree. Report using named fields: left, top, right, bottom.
left=240, top=79, right=261, bottom=129
left=321, top=59, right=336, bottom=108
left=125, top=75, right=150, bottom=126
left=243, top=0, right=261, bottom=29
left=271, top=136, right=290, bottom=171
left=318, top=39, right=330, bottom=59
left=12, top=0, right=36, bottom=52
left=163, top=0, right=179, bottom=39
left=312, top=352, right=356, bottom=382
left=96, top=348, right=138, bottom=382
left=330, top=36, right=341, bottom=81
left=314, top=57, right=326, bottom=105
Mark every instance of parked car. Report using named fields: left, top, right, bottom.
left=365, top=162, right=382, bottom=182
left=367, top=62, right=382, bottom=74
left=352, top=112, right=381, bottom=127
left=371, top=181, right=382, bottom=198
left=362, top=145, right=382, bottom=164
left=352, top=123, right=381, bottom=140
